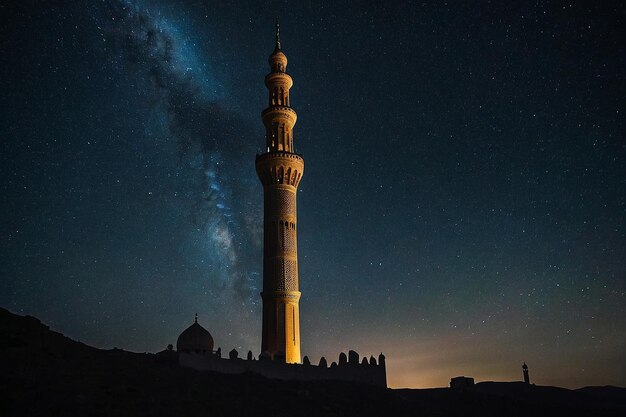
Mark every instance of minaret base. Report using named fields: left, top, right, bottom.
left=261, top=291, right=301, bottom=364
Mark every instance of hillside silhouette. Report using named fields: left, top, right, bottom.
left=1, top=307, right=624, bottom=417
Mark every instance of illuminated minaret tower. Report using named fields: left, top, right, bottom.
left=256, top=22, right=303, bottom=364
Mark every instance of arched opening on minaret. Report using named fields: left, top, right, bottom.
left=281, top=123, right=287, bottom=151
left=277, top=166, right=284, bottom=183
left=290, top=305, right=296, bottom=344
left=279, top=220, right=285, bottom=250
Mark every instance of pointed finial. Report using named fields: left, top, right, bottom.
left=194, top=313, right=198, bottom=323
left=275, top=17, right=281, bottom=50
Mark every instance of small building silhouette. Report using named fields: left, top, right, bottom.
left=450, top=376, right=475, bottom=391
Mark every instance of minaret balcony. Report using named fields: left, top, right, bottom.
left=256, top=151, right=304, bottom=188
left=264, top=72, right=293, bottom=88
left=261, top=106, right=298, bottom=126
left=261, top=106, right=297, bottom=118
left=255, top=150, right=304, bottom=163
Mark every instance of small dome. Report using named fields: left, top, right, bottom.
left=269, top=49, right=288, bottom=72
left=177, top=316, right=214, bottom=353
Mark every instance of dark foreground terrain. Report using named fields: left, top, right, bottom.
left=1, top=307, right=624, bottom=417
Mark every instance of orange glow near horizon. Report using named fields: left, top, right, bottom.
left=307, top=327, right=626, bottom=390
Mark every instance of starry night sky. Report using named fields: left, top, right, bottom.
left=1, top=1, right=624, bottom=388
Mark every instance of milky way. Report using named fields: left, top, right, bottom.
left=99, top=0, right=261, bottom=302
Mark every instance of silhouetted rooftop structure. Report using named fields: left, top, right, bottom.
left=176, top=316, right=214, bottom=354
left=450, top=376, right=475, bottom=391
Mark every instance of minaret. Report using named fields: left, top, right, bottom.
left=256, top=21, right=303, bottom=364
left=522, top=362, right=530, bottom=384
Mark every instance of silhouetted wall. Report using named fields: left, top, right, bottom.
left=179, top=350, right=387, bottom=388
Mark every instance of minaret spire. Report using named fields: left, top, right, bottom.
left=275, top=18, right=281, bottom=50
left=256, top=23, right=304, bottom=364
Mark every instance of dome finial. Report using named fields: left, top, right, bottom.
left=194, top=313, right=198, bottom=323
left=275, top=17, right=281, bottom=50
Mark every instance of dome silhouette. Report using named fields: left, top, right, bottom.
left=176, top=315, right=214, bottom=354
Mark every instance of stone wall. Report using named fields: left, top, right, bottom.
left=179, top=349, right=387, bottom=388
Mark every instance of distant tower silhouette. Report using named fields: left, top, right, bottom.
left=522, top=362, right=530, bottom=384
left=256, top=20, right=303, bottom=364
